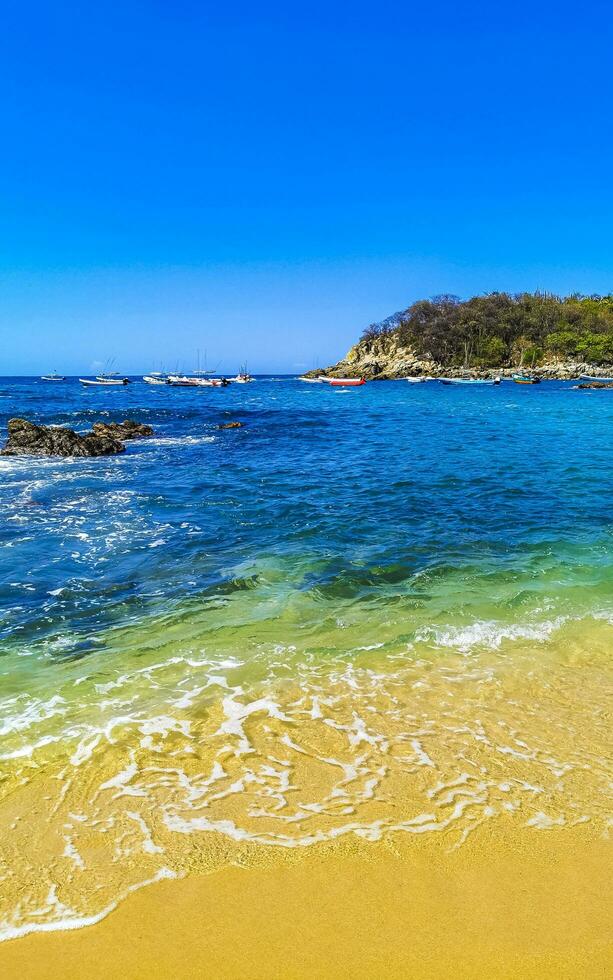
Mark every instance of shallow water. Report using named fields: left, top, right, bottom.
left=0, top=376, right=611, bottom=939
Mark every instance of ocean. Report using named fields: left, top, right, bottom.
left=0, top=376, right=611, bottom=940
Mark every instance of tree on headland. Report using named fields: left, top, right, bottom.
left=368, top=292, right=613, bottom=367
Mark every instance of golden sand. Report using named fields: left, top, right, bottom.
left=1, top=619, right=611, bottom=973
left=0, top=824, right=611, bottom=979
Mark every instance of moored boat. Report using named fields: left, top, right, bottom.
left=80, top=377, right=129, bottom=386
left=512, top=374, right=540, bottom=385
left=40, top=373, right=66, bottom=382
left=168, top=375, right=230, bottom=387
left=143, top=374, right=170, bottom=385
left=231, top=365, right=254, bottom=383
left=441, top=377, right=501, bottom=385
left=319, top=376, right=366, bottom=387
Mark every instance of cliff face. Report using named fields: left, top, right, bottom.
left=316, top=334, right=612, bottom=381
left=316, top=333, right=437, bottom=380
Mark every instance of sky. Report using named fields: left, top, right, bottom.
left=0, top=0, right=611, bottom=374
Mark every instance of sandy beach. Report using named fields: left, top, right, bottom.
left=1, top=823, right=611, bottom=979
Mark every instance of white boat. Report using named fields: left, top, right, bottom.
left=41, top=373, right=66, bottom=382
left=80, top=377, right=129, bottom=386
left=405, top=377, right=426, bottom=383
left=168, top=375, right=229, bottom=387
left=299, top=376, right=323, bottom=383
left=441, top=377, right=501, bottom=386
left=579, top=374, right=613, bottom=382
left=91, top=361, right=129, bottom=385
left=231, top=364, right=254, bottom=383
left=143, top=375, right=169, bottom=385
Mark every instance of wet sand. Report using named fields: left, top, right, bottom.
left=1, top=825, right=611, bottom=979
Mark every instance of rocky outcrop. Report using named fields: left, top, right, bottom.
left=315, top=334, right=613, bottom=381
left=1, top=418, right=154, bottom=457
left=575, top=381, right=613, bottom=389
left=310, top=333, right=437, bottom=381
left=91, top=420, right=154, bottom=440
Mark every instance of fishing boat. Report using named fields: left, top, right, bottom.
left=441, top=377, right=501, bottom=386
left=579, top=374, right=613, bottom=382
left=80, top=377, right=130, bottom=386
left=40, top=372, right=66, bottom=382
left=168, top=375, right=230, bottom=387
left=231, top=369, right=254, bottom=383
left=319, top=376, right=366, bottom=387
left=512, top=374, right=540, bottom=385
left=143, top=374, right=170, bottom=385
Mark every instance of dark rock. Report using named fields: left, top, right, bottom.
left=91, top=420, right=154, bottom=440
left=576, top=381, right=613, bottom=389
left=217, top=421, right=244, bottom=429
left=1, top=419, right=125, bottom=457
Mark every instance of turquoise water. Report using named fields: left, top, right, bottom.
left=1, top=377, right=612, bottom=654
left=0, top=376, right=612, bottom=938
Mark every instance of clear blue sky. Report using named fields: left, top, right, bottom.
left=1, top=1, right=611, bottom=374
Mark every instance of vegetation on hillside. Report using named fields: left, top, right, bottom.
left=361, top=293, right=613, bottom=367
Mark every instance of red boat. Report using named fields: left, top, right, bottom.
left=321, top=376, right=366, bottom=387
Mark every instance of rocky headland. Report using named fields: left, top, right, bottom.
left=311, top=292, right=613, bottom=381
left=312, top=332, right=612, bottom=381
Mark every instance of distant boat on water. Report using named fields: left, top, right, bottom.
left=441, top=377, right=501, bottom=386
left=168, top=375, right=230, bottom=387
left=512, top=374, right=540, bottom=385
left=319, top=376, right=366, bottom=387
left=231, top=365, right=254, bottom=383
left=143, top=374, right=170, bottom=385
left=40, top=372, right=66, bottom=382
left=80, top=377, right=129, bottom=386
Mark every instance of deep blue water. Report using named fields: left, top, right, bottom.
left=1, top=375, right=612, bottom=663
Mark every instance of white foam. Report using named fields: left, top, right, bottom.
left=0, top=867, right=177, bottom=944
left=415, top=617, right=568, bottom=652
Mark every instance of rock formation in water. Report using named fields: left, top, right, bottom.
left=575, top=381, right=613, bottom=389
left=91, top=420, right=154, bottom=439
left=1, top=418, right=154, bottom=457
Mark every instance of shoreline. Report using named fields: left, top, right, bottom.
left=312, top=363, right=613, bottom=381
left=1, top=824, right=610, bottom=979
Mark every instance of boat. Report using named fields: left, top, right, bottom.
left=299, top=376, right=323, bottom=383
left=441, top=377, right=501, bottom=386
left=319, top=376, right=366, bottom=387
left=168, top=375, right=230, bottom=387
left=579, top=374, right=613, bottom=382
left=231, top=364, right=254, bottom=383
left=40, top=373, right=66, bottom=382
left=512, top=374, right=540, bottom=385
left=92, top=359, right=130, bottom=385
left=143, top=374, right=170, bottom=385
left=405, top=377, right=428, bottom=383
left=80, top=377, right=130, bottom=386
